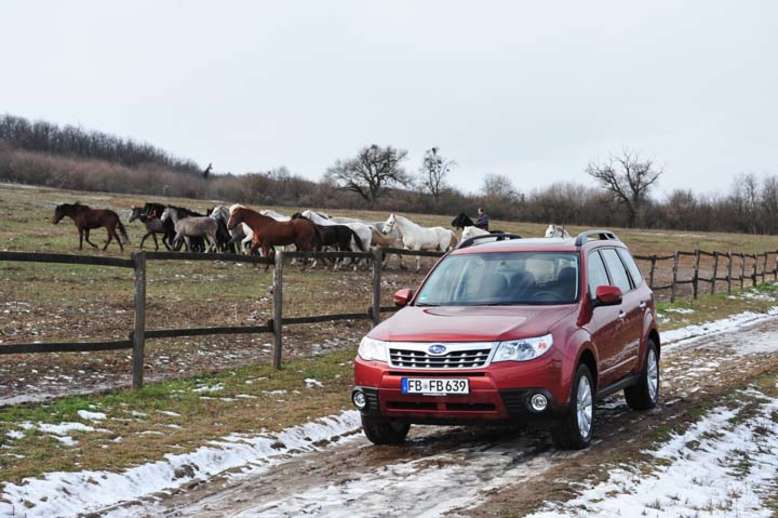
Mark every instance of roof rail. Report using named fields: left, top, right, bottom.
left=574, top=229, right=620, bottom=247
left=457, top=232, right=522, bottom=250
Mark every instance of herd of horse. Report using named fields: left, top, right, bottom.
left=51, top=201, right=571, bottom=270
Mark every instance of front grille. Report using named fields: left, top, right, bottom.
left=389, top=348, right=491, bottom=369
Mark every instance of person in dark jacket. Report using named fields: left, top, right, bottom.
left=475, top=208, right=489, bottom=231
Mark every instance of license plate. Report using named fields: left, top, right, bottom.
left=401, top=377, right=470, bottom=395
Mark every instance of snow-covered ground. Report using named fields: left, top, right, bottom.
left=0, top=413, right=361, bottom=517
left=3, top=307, right=778, bottom=517
left=529, top=389, right=778, bottom=517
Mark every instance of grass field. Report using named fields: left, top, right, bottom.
left=3, top=182, right=778, bottom=492
left=2, top=181, right=778, bottom=400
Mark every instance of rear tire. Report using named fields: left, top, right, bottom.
left=551, top=364, right=594, bottom=450
left=625, top=340, right=660, bottom=410
left=361, top=415, right=410, bottom=445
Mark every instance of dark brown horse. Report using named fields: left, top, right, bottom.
left=52, top=202, right=129, bottom=251
left=227, top=205, right=318, bottom=266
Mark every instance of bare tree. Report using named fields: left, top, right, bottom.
left=325, top=144, right=410, bottom=203
left=418, top=147, right=455, bottom=201
left=481, top=173, right=518, bottom=201
left=586, top=150, right=662, bottom=227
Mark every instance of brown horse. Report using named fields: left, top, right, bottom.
left=53, top=202, right=129, bottom=252
left=226, top=205, right=318, bottom=266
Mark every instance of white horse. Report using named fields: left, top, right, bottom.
left=260, top=209, right=291, bottom=222
left=459, top=225, right=493, bottom=245
left=544, top=224, right=571, bottom=238
left=382, top=213, right=456, bottom=271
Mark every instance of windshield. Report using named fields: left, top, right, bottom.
left=415, top=251, right=579, bottom=306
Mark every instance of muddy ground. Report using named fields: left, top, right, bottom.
left=98, top=314, right=778, bottom=517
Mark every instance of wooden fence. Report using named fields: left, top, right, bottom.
left=4, top=246, right=777, bottom=389
left=634, top=249, right=778, bottom=302
left=0, top=247, right=442, bottom=389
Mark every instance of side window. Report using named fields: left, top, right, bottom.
left=601, top=249, right=632, bottom=293
left=617, top=248, right=644, bottom=287
left=587, top=251, right=610, bottom=296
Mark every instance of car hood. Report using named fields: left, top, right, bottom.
left=369, top=305, right=577, bottom=342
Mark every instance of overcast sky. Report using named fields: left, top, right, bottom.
left=2, top=1, right=776, bottom=197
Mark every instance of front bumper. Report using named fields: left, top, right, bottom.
left=353, top=355, right=566, bottom=425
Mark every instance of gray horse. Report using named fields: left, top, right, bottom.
left=161, top=207, right=218, bottom=253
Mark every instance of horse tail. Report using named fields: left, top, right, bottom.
left=312, top=224, right=323, bottom=248
left=117, top=219, right=130, bottom=245
left=349, top=228, right=365, bottom=251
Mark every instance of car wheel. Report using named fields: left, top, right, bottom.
left=625, top=340, right=660, bottom=410
left=361, top=414, right=410, bottom=445
left=551, top=363, right=594, bottom=450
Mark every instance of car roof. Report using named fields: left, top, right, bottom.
left=452, top=237, right=627, bottom=255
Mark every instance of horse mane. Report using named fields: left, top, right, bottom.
left=229, top=204, right=246, bottom=216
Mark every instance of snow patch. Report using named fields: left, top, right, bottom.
left=663, top=306, right=778, bottom=346
left=0, top=411, right=361, bottom=517
left=77, top=410, right=107, bottom=421
left=529, top=393, right=778, bottom=517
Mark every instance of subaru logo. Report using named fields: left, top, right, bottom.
left=428, top=344, right=447, bottom=355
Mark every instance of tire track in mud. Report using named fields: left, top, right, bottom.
left=108, top=319, right=778, bottom=517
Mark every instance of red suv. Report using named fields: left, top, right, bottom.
left=352, top=230, right=660, bottom=449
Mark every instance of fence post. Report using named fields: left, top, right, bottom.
left=740, top=254, right=746, bottom=289
left=692, top=248, right=700, bottom=300
left=762, top=253, right=768, bottom=284
left=648, top=256, right=656, bottom=290
left=727, top=251, right=732, bottom=294
left=670, top=250, right=678, bottom=302
left=773, top=251, right=778, bottom=281
left=271, top=251, right=284, bottom=369
left=711, top=252, right=719, bottom=295
left=752, top=254, right=758, bottom=287
left=371, top=248, right=383, bottom=326
left=131, top=252, right=146, bottom=390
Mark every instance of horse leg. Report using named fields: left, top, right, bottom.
left=113, top=227, right=124, bottom=252
left=103, top=228, right=113, bottom=251
left=78, top=228, right=84, bottom=250
left=84, top=229, right=98, bottom=249
left=152, top=233, right=159, bottom=251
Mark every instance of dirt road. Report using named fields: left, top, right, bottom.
left=101, top=316, right=778, bottom=517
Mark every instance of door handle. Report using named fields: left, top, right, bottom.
left=639, top=301, right=647, bottom=309
left=618, top=311, right=626, bottom=320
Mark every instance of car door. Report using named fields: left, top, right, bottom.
left=585, top=250, right=623, bottom=388
left=600, top=248, right=641, bottom=381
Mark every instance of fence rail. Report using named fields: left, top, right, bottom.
left=4, top=245, right=774, bottom=390
left=0, top=247, right=445, bottom=388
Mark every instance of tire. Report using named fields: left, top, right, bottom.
left=361, top=414, right=410, bottom=445
left=625, top=340, right=660, bottom=410
left=551, top=364, right=594, bottom=450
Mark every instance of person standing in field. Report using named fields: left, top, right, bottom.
left=475, top=207, right=490, bottom=231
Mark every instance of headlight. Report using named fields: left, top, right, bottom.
left=358, top=336, right=389, bottom=363
left=493, top=334, right=553, bottom=362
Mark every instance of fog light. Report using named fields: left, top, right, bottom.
left=352, top=390, right=367, bottom=410
left=530, top=393, right=548, bottom=412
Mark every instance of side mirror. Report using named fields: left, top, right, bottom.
left=594, top=285, right=622, bottom=307
left=393, top=288, right=414, bottom=307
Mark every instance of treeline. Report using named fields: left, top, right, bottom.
left=0, top=114, right=201, bottom=175
left=1, top=114, right=776, bottom=236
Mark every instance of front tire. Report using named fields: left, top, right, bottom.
left=551, top=364, right=594, bottom=450
left=625, top=340, right=660, bottom=410
left=361, top=415, right=410, bottom=445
